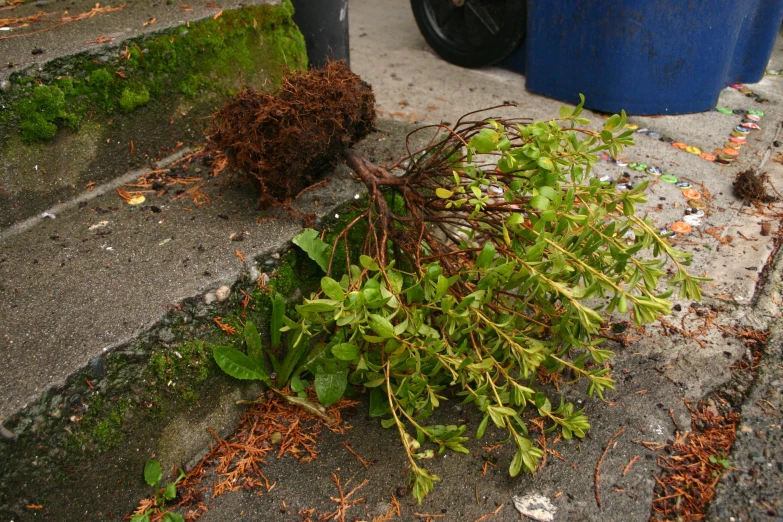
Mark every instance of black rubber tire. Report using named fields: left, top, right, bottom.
left=411, top=0, right=526, bottom=68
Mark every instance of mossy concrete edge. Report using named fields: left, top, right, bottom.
left=0, top=239, right=326, bottom=520
left=0, top=0, right=307, bottom=228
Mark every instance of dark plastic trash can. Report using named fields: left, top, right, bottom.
left=292, top=0, right=350, bottom=69
left=521, top=0, right=783, bottom=115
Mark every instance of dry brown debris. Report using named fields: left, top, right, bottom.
left=594, top=427, right=625, bottom=508
left=131, top=392, right=357, bottom=521
left=651, top=402, right=739, bottom=521
left=733, top=169, right=779, bottom=204
left=208, top=62, right=376, bottom=205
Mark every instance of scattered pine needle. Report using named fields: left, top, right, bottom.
left=319, top=473, right=369, bottom=522
left=342, top=441, right=373, bottom=470
left=622, top=455, right=640, bottom=476
left=170, top=182, right=211, bottom=206
left=84, top=35, right=113, bottom=44
left=473, top=504, right=503, bottom=522
left=235, top=249, right=245, bottom=263
left=115, top=188, right=146, bottom=205
left=595, top=428, right=625, bottom=508
left=130, top=392, right=357, bottom=520
left=213, top=316, right=236, bottom=336
left=58, top=3, right=126, bottom=22
left=0, top=10, right=51, bottom=28
left=633, top=440, right=666, bottom=451
left=651, top=402, right=739, bottom=521
left=370, top=495, right=400, bottom=522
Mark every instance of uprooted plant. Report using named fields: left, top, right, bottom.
left=210, top=73, right=704, bottom=502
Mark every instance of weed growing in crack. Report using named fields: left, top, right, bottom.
left=130, top=459, right=186, bottom=522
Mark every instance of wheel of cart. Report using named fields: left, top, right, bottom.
left=410, top=0, right=527, bottom=68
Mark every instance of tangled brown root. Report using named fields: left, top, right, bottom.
left=208, top=62, right=376, bottom=205
left=733, top=169, right=778, bottom=204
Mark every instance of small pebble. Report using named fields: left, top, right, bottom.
left=0, top=425, right=16, bottom=441
left=204, top=292, right=217, bottom=305
left=215, top=286, right=231, bottom=302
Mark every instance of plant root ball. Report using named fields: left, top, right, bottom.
left=733, top=169, right=778, bottom=204
left=208, top=62, right=376, bottom=205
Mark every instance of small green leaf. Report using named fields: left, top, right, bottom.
left=476, top=242, right=495, bottom=269
left=604, top=114, right=622, bottom=131
left=559, top=105, right=572, bottom=118
left=369, top=386, right=391, bottom=417
left=131, top=515, right=150, bottom=522
left=213, top=346, right=272, bottom=386
left=144, top=459, right=162, bottom=487
left=476, top=414, right=489, bottom=439
left=331, top=343, right=360, bottom=361
left=163, top=513, right=185, bottom=522
left=530, top=195, right=549, bottom=210
left=321, top=277, right=345, bottom=301
left=470, top=130, right=497, bottom=154
left=381, top=417, right=397, bottom=428
left=509, top=447, right=525, bottom=477
left=538, top=186, right=557, bottom=200
left=270, top=295, right=286, bottom=347
left=291, top=373, right=307, bottom=392
left=368, top=314, right=396, bottom=339
left=244, top=321, right=262, bottom=362
left=314, top=367, right=348, bottom=407
left=292, top=228, right=331, bottom=273
left=164, top=482, right=177, bottom=501
left=435, top=187, right=454, bottom=199
left=297, top=299, right=339, bottom=313
left=360, top=255, right=379, bottom=270
left=537, top=157, right=554, bottom=171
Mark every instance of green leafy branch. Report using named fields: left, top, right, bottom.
left=210, top=100, right=703, bottom=503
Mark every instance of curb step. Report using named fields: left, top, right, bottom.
left=0, top=119, right=419, bottom=519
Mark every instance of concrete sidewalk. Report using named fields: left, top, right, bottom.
left=0, top=0, right=781, bottom=520
left=170, top=4, right=783, bottom=521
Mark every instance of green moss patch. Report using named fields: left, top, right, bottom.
left=1, top=0, right=306, bottom=143
left=16, top=85, right=79, bottom=142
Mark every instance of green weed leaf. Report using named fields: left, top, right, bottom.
left=212, top=346, right=272, bottom=386
left=331, top=343, right=360, bottom=361
left=292, top=228, right=330, bottom=272
left=314, top=367, right=348, bottom=407
left=368, top=314, right=396, bottom=339
left=244, top=321, right=262, bottom=363
left=271, top=293, right=286, bottom=347
left=321, top=277, right=345, bottom=301
left=144, top=459, right=162, bottom=487
left=369, top=386, right=391, bottom=417
left=164, top=482, right=177, bottom=501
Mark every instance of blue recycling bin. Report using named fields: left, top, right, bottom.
left=518, top=0, right=783, bottom=115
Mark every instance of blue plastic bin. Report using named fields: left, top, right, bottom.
left=729, top=0, right=783, bottom=83
left=517, top=0, right=783, bottom=115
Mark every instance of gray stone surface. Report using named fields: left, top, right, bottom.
left=133, top=3, right=783, bottom=522
left=0, top=0, right=782, bottom=520
left=0, top=118, right=410, bottom=425
left=0, top=0, right=278, bottom=81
